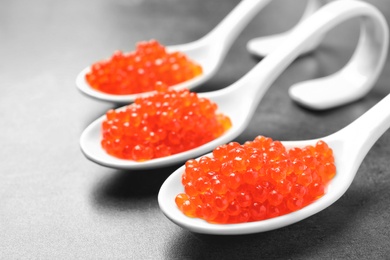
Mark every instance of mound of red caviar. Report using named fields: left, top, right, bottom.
left=175, top=136, right=336, bottom=224
left=101, top=86, right=232, bottom=161
left=85, top=40, right=202, bottom=95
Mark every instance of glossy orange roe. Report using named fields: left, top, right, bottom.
left=101, top=86, right=232, bottom=161
left=85, top=40, right=202, bottom=95
left=175, top=136, right=336, bottom=224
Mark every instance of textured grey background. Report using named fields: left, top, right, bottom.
left=1, top=0, right=390, bottom=258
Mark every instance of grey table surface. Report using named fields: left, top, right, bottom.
left=1, top=0, right=390, bottom=259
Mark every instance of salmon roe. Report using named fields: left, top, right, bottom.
left=85, top=39, right=202, bottom=95
left=101, top=86, right=232, bottom=161
left=175, top=136, right=336, bottom=224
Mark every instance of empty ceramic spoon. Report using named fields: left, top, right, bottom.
left=247, top=0, right=327, bottom=58
left=158, top=1, right=390, bottom=235
left=80, top=0, right=388, bottom=170
left=158, top=89, right=390, bottom=235
left=76, top=0, right=273, bottom=104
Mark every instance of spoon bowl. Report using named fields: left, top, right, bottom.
left=158, top=60, right=390, bottom=235
left=80, top=0, right=388, bottom=170
left=76, top=0, right=273, bottom=104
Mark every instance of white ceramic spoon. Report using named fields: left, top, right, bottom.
left=76, top=0, right=273, bottom=104
left=247, top=0, right=326, bottom=58
left=158, top=90, right=390, bottom=235
left=158, top=1, right=389, bottom=234
left=80, top=0, right=387, bottom=170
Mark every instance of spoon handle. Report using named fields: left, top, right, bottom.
left=336, top=93, right=390, bottom=164
left=203, top=0, right=272, bottom=56
left=247, top=0, right=327, bottom=57
left=298, top=0, right=327, bottom=23
left=224, top=0, right=388, bottom=117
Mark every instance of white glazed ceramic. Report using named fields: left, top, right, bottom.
left=76, top=0, right=272, bottom=104
left=158, top=1, right=390, bottom=235
left=80, top=0, right=388, bottom=170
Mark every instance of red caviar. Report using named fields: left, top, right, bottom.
left=85, top=40, right=202, bottom=95
left=101, top=86, right=232, bottom=161
left=175, top=136, right=336, bottom=224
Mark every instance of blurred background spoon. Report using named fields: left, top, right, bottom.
left=247, top=0, right=327, bottom=58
